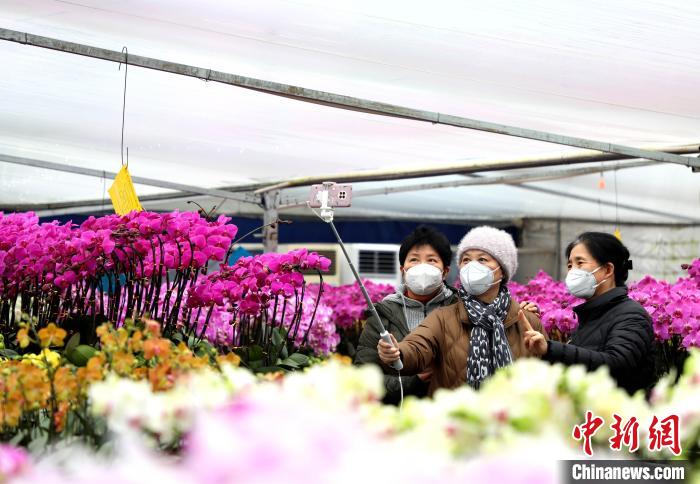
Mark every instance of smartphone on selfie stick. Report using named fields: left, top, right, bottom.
left=308, top=182, right=403, bottom=371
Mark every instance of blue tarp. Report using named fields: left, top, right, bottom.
left=41, top=213, right=520, bottom=246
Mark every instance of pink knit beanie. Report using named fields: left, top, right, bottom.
left=457, top=226, right=518, bottom=282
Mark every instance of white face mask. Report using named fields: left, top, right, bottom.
left=565, top=266, right=607, bottom=299
left=404, top=263, right=444, bottom=296
left=459, top=261, right=502, bottom=296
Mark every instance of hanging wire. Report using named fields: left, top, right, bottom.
left=119, top=46, right=129, bottom=167
left=101, top=170, right=106, bottom=212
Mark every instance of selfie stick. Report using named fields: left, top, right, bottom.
left=313, top=183, right=403, bottom=371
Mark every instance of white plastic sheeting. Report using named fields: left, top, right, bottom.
left=522, top=220, right=700, bottom=282
left=0, top=0, right=699, bottom=223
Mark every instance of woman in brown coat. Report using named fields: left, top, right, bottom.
left=378, top=226, right=546, bottom=393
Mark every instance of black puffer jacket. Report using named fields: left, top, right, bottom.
left=544, top=286, right=656, bottom=395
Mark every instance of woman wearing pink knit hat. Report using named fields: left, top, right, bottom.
left=378, top=226, right=546, bottom=392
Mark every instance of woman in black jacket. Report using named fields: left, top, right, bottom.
left=519, top=232, right=656, bottom=395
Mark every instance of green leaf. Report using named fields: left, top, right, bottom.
left=279, top=358, right=300, bottom=369
left=271, top=327, right=284, bottom=347
left=27, top=433, right=49, bottom=454
left=65, top=332, right=81, bottom=354
left=0, top=349, right=19, bottom=358
left=247, top=345, right=264, bottom=363
left=97, top=440, right=115, bottom=458
left=9, top=431, right=25, bottom=446
left=67, top=345, right=98, bottom=367
left=288, top=353, right=310, bottom=367
left=248, top=359, right=264, bottom=370
left=280, top=344, right=289, bottom=360
left=194, top=340, right=215, bottom=357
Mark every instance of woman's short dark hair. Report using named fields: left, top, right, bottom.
left=399, top=225, right=452, bottom=269
left=565, top=232, right=632, bottom=286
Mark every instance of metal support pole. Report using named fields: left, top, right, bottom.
left=504, top=180, right=699, bottom=223
left=555, top=219, right=563, bottom=280
left=277, top=159, right=700, bottom=222
left=261, top=146, right=700, bottom=193
left=350, top=160, right=657, bottom=198
left=0, top=153, right=259, bottom=205
left=1, top=27, right=698, bottom=180
left=262, top=191, right=280, bottom=253
left=5, top=144, right=697, bottom=211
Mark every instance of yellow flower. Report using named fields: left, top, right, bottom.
left=116, top=327, right=129, bottom=349
left=54, top=401, right=70, bottom=432
left=95, top=323, right=110, bottom=339
left=143, top=318, right=162, bottom=338
left=53, top=367, right=79, bottom=402
left=216, top=352, right=241, bottom=368
left=38, top=323, right=67, bottom=348
left=76, top=353, right=106, bottom=387
left=132, top=367, right=148, bottom=380
left=148, top=362, right=173, bottom=391
left=128, top=330, right=144, bottom=353
left=112, top=351, right=136, bottom=376
left=259, top=371, right=284, bottom=382
left=143, top=338, right=171, bottom=360
left=16, top=328, right=30, bottom=348
left=1, top=398, right=22, bottom=427
left=9, top=363, right=51, bottom=410
left=21, top=353, right=39, bottom=367
left=96, top=324, right=119, bottom=351
left=42, top=348, right=61, bottom=368
left=21, top=349, right=61, bottom=369
left=329, top=354, right=352, bottom=366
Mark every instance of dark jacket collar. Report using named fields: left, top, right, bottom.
left=573, top=286, right=628, bottom=322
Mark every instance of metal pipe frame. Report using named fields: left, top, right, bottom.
left=1, top=27, right=698, bottom=192
left=0, top=153, right=261, bottom=206
left=2, top=28, right=699, bottom=227
left=277, top=158, right=700, bottom=223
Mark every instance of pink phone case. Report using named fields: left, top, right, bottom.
left=308, top=184, right=353, bottom=207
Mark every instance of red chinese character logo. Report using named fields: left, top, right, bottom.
left=609, top=414, right=639, bottom=452
left=572, top=411, right=605, bottom=456
left=648, top=415, right=681, bottom=456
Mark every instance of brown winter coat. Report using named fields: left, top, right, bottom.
left=397, top=298, right=546, bottom=395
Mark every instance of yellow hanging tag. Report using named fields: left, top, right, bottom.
left=108, top=165, right=143, bottom=215
left=614, top=228, right=622, bottom=241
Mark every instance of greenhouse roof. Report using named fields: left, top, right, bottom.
left=1, top=0, right=699, bottom=224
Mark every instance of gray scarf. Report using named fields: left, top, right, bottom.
left=459, top=285, right=513, bottom=389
